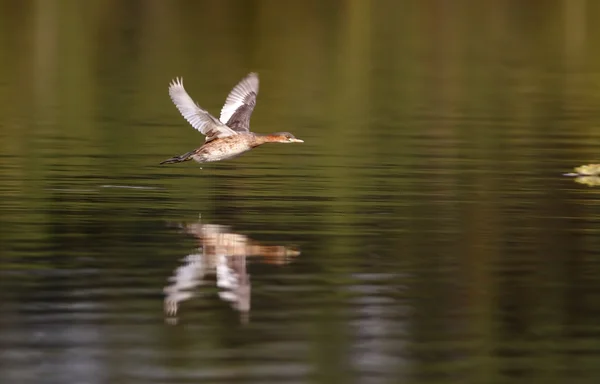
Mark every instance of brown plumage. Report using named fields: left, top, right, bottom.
left=160, top=73, right=303, bottom=165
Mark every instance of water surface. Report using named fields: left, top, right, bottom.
left=2, top=1, right=600, bottom=383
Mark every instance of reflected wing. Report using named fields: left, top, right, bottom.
left=219, top=73, right=259, bottom=132
left=217, top=255, right=250, bottom=313
left=163, top=253, right=206, bottom=317
left=169, top=78, right=237, bottom=142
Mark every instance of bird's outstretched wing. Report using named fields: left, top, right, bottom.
left=169, top=78, right=237, bottom=142
left=219, top=73, right=259, bottom=133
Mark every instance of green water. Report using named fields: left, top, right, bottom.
left=2, top=1, right=600, bottom=383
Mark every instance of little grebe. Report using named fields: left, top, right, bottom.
left=160, top=73, right=303, bottom=165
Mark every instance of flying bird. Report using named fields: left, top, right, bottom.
left=160, top=73, right=303, bottom=165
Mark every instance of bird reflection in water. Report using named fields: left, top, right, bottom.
left=163, top=218, right=300, bottom=324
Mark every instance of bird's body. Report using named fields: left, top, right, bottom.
left=160, top=73, right=303, bottom=166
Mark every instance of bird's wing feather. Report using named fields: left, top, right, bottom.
left=219, top=73, right=259, bottom=132
left=169, top=78, right=237, bottom=142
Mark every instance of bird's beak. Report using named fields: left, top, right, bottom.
left=291, top=138, right=304, bottom=143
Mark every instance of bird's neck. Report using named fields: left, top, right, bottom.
left=253, top=134, right=279, bottom=145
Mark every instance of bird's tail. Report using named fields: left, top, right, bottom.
left=160, top=150, right=196, bottom=165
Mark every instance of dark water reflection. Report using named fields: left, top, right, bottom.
left=3, top=1, right=600, bottom=383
